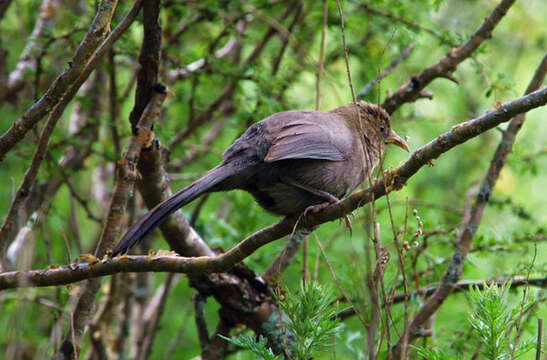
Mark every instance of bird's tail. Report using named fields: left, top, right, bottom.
left=112, top=163, right=238, bottom=256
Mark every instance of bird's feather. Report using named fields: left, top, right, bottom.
left=264, top=112, right=353, bottom=162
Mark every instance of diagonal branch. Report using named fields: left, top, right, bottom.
left=392, top=53, right=547, bottom=357
left=1, top=0, right=60, bottom=103
left=53, top=85, right=170, bottom=359
left=334, top=276, right=547, bottom=321
left=0, top=0, right=143, bottom=160
left=0, top=0, right=144, bottom=270
left=382, top=0, right=515, bottom=114
left=1, top=87, right=545, bottom=291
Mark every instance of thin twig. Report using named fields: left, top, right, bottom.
left=357, top=44, right=415, bottom=99
left=537, top=318, right=543, bottom=360
left=382, top=0, right=516, bottom=114
left=392, top=54, right=547, bottom=356
left=0, top=0, right=121, bottom=158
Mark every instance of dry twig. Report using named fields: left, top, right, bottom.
left=392, top=54, right=547, bottom=356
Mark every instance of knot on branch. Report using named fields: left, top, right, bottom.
left=442, top=250, right=464, bottom=284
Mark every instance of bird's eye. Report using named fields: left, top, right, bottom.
left=379, top=125, right=385, bottom=133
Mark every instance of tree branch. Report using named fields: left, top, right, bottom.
left=0, top=0, right=143, bottom=161
left=334, top=276, right=547, bottom=321
left=392, top=53, right=547, bottom=357
left=1, top=0, right=59, bottom=103
left=1, top=87, right=545, bottom=291
left=54, top=84, right=170, bottom=359
left=382, top=0, right=515, bottom=114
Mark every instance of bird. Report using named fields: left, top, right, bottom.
left=112, top=101, right=409, bottom=256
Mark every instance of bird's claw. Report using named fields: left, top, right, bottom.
left=338, top=215, right=353, bottom=236
left=303, top=201, right=353, bottom=236
left=303, top=202, right=330, bottom=218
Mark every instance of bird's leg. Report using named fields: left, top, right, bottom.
left=280, top=176, right=352, bottom=234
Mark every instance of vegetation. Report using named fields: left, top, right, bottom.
left=0, top=0, right=545, bottom=359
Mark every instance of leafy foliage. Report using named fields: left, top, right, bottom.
left=279, top=282, right=341, bottom=359
left=467, top=282, right=535, bottom=360
left=220, top=334, right=282, bottom=360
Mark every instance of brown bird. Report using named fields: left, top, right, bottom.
left=112, top=101, right=408, bottom=255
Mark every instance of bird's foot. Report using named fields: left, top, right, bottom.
left=303, top=200, right=353, bottom=236
left=303, top=201, right=333, bottom=218
left=339, top=214, right=353, bottom=236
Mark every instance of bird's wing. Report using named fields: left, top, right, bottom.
left=264, top=113, right=352, bottom=163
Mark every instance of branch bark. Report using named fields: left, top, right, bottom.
left=0, top=0, right=119, bottom=159
left=1, top=0, right=60, bottom=103
left=381, top=0, right=516, bottom=114
left=392, top=53, right=547, bottom=357
left=53, top=85, right=170, bottom=359
left=2, top=86, right=545, bottom=291
left=334, top=276, right=547, bottom=321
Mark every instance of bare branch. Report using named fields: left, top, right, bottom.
left=0, top=0, right=143, bottom=161
left=382, top=0, right=516, bottom=114
left=2, top=87, right=546, bottom=291
left=335, top=276, right=547, bottom=321
left=1, top=0, right=60, bottom=103
left=392, top=54, right=547, bottom=356
left=357, top=43, right=415, bottom=98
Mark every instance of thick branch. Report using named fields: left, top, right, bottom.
left=128, top=0, right=162, bottom=134
left=2, top=253, right=545, bottom=294
left=382, top=0, right=515, bottom=114
left=54, top=85, right=169, bottom=359
left=2, top=87, right=545, bottom=291
left=393, top=54, right=547, bottom=356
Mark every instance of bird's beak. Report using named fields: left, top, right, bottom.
left=385, top=129, right=410, bottom=152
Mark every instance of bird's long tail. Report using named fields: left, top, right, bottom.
left=112, top=163, right=238, bottom=256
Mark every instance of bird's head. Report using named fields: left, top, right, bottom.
left=356, top=101, right=409, bottom=152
